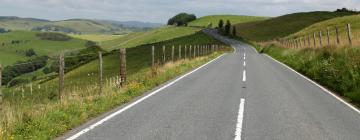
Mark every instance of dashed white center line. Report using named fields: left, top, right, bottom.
left=234, top=98, right=245, bottom=140
left=243, top=61, right=246, bottom=67
left=242, top=70, right=246, bottom=82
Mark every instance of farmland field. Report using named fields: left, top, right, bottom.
left=101, top=26, right=200, bottom=50
left=0, top=31, right=87, bottom=66
left=188, top=15, right=267, bottom=27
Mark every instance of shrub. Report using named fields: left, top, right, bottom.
left=36, top=32, right=72, bottom=41
left=25, top=49, right=37, bottom=57
left=2, top=56, right=48, bottom=86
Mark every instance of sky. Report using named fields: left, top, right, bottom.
left=0, top=0, right=359, bottom=23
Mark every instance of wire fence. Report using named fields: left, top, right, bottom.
left=280, top=23, right=358, bottom=48
left=0, top=44, right=229, bottom=107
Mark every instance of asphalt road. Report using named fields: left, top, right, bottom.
left=61, top=30, right=360, bottom=140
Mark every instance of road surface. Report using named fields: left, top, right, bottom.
left=61, top=30, right=360, bottom=140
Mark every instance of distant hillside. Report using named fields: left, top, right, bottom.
left=0, top=30, right=87, bottom=66
left=287, top=15, right=360, bottom=39
left=96, top=20, right=163, bottom=28
left=0, top=16, right=161, bottom=34
left=234, top=11, right=356, bottom=41
left=188, top=15, right=267, bottom=27
left=0, top=16, right=48, bottom=30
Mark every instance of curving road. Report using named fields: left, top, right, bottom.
left=60, top=30, right=360, bottom=140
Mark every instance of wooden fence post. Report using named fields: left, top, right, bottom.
left=98, top=51, right=103, bottom=94
left=303, top=37, right=306, bottom=47
left=120, top=48, right=126, bottom=86
left=319, top=31, right=323, bottom=47
left=152, top=46, right=155, bottom=67
left=162, top=45, right=166, bottom=63
left=327, top=28, right=330, bottom=46
left=178, top=45, right=181, bottom=60
left=347, top=23, right=352, bottom=46
left=189, top=45, right=192, bottom=59
left=336, top=27, right=340, bottom=45
left=151, top=46, right=155, bottom=76
left=308, top=35, right=311, bottom=47
left=193, top=45, right=196, bottom=58
left=171, top=45, right=174, bottom=62
left=184, top=45, right=187, bottom=59
left=58, top=52, right=64, bottom=100
left=0, top=64, right=2, bottom=106
left=313, top=32, right=316, bottom=47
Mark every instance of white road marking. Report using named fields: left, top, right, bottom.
left=243, top=61, right=246, bottom=67
left=264, top=54, right=360, bottom=114
left=234, top=98, right=245, bottom=140
left=233, top=46, right=237, bottom=53
left=65, top=54, right=226, bottom=140
left=242, top=70, right=246, bottom=82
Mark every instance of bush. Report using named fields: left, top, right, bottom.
left=44, top=45, right=105, bottom=74
left=36, top=32, right=72, bottom=41
left=25, top=49, right=37, bottom=57
left=167, top=13, right=196, bottom=26
left=2, top=56, right=48, bottom=86
left=85, top=41, right=97, bottom=47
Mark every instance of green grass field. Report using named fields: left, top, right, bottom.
left=0, top=31, right=230, bottom=139
left=53, top=20, right=114, bottom=34
left=286, top=15, right=360, bottom=46
left=70, top=34, right=126, bottom=42
left=188, top=15, right=267, bottom=27
left=0, top=31, right=87, bottom=66
left=101, top=26, right=200, bottom=50
left=234, top=11, right=355, bottom=41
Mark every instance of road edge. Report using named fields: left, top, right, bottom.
left=263, top=53, right=360, bottom=114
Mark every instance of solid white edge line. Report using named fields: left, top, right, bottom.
left=242, top=70, right=246, bottom=82
left=65, top=54, right=226, bottom=140
left=264, top=54, right=360, bottom=114
left=250, top=46, right=258, bottom=53
left=234, top=98, right=245, bottom=140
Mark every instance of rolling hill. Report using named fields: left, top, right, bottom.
left=287, top=15, right=360, bottom=40
left=234, top=11, right=356, bottom=41
left=188, top=15, right=267, bottom=27
left=0, top=16, right=162, bottom=34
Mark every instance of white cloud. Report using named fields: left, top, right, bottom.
left=0, top=0, right=359, bottom=23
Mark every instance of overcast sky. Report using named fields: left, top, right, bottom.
left=0, top=0, right=359, bottom=23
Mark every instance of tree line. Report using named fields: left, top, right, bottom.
left=217, top=19, right=236, bottom=36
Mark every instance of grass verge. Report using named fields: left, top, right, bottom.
left=256, top=43, right=360, bottom=107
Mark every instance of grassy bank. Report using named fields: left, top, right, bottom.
left=234, top=11, right=355, bottom=41
left=0, top=52, right=226, bottom=139
left=256, top=43, right=360, bottom=106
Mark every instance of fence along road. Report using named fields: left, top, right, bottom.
left=61, top=30, right=360, bottom=140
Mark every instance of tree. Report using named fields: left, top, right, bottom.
left=218, top=19, right=224, bottom=29
left=232, top=27, right=237, bottom=36
left=225, top=20, right=231, bottom=35
left=167, top=13, right=196, bottom=26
